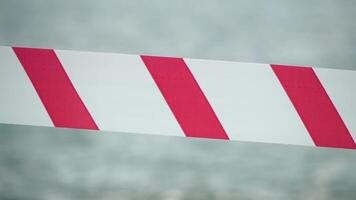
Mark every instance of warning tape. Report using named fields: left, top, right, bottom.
left=0, top=46, right=355, bottom=149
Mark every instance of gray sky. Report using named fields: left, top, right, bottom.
left=1, top=0, right=356, bottom=69
left=0, top=0, right=356, bottom=199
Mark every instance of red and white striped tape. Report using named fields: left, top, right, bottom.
left=0, top=46, right=355, bottom=149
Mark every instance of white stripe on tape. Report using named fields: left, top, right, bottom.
left=186, top=59, right=314, bottom=146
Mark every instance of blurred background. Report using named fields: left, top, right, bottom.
left=0, top=0, right=356, bottom=199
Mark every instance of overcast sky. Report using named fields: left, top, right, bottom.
left=0, top=0, right=356, bottom=199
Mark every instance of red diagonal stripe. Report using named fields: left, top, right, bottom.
left=271, top=64, right=355, bottom=149
left=13, top=47, right=98, bottom=130
left=141, top=55, right=229, bottom=140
